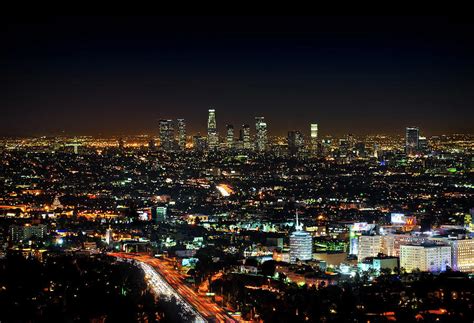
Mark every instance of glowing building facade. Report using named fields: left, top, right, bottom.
left=400, top=244, right=451, bottom=272
left=255, top=117, right=267, bottom=152
left=405, top=126, right=420, bottom=155
left=207, top=109, right=218, bottom=150
left=289, top=213, right=312, bottom=263
left=159, top=119, right=174, bottom=151
left=226, top=124, right=234, bottom=150
left=177, top=118, right=186, bottom=150
left=310, top=123, right=318, bottom=155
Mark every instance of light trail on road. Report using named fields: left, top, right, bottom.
left=110, top=252, right=238, bottom=323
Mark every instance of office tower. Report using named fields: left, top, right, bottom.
left=287, top=130, right=304, bottom=156
left=405, top=126, right=420, bottom=155
left=159, top=119, right=174, bottom=151
left=347, top=133, right=356, bottom=150
left=148, top=138, right=156, bottom=151
left=226, top=124, right=234, bottom=150
left=310, top=123, right=318, bottom=155
left=400, top=244, right=451, bottom=272
left=321, top=138, right=332, bottom=157
left=355, top=142, right=366, bottom=157
left=193, top=134, right=206, bottom=152
left=289, top=212, right=312, bottom=263
left=418, top=136, right=428, bottom=153
left=430, top=236, right=474, bottom=272
left=255, top=117, right=267, bottom=152
left=339, top=138, right=349, bottom=156
left=177, top=119, right=186, bottom=150
left=241, top=124, right=251, bottom=150
left=357, top=235, right=383, bottom=261
left=10, top=224, right=47, bottom=242
left=381, top=234, right=427, bottom=257
left=207, top=109, right=218, bottom=150
left=151, top=206, right=167, bottom=223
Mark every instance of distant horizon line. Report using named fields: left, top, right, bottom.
left=0, top=132, right=472, bottom=139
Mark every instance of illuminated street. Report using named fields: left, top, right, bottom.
left=109, top=252, right=238, bottom=323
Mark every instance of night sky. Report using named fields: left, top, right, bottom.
left=2, top=16, right=474, bottom=137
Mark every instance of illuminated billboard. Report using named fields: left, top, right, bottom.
left=351, top=222, right=369, bottom=231
left=391, top=213, right=416, bottom=225
left=391, top=213, right=405, bottom=224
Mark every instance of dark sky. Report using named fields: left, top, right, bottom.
left=1, top=16, right=473, bottom=137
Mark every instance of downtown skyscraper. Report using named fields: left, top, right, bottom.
left=159, top=119, right=174, bottom=151
left=207, top=109, right=218, bottom=150
left=310, top=123, right=318, bottom=155
left=226, top=124, right=234, bottom=150
left=177, top=119, right=186, bottom=150
left=241, top=124, right=251, bottom=150
left=255, top=117, right=267, bottom=152
left=288, top=130, right=304, bottom=156
left=406, top=126, right=420, bottom=156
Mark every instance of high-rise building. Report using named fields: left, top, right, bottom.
left=310, top=123, right=318, bottom=155
left=405, top=126, right=420, bottom=156
left=151, top=206, right=167, bottom=224
left=226, top=124, right=234, bottom=150
left=289, top=212, right=313, bottom=263
left=339, top=138, right=349, bottom=157
left=418, top=136, right=428, bottom=153
left=400, top=244, right=451, bottom=272
left=207, top=109, right=218, bottom=150
left=193, top=134, right=207, bottom=152
left=288, top=130, right=304, bottom=156
left=148, top=138, right=156, bottom=151
left=241, top=124, right=251, bottom=150
left=358, top=235, right=383, bottom=261
left=430, top=236, right=474, bottom=272
left=255, top=117, right=267, bottom=152
left=159, top=119, right=174, bottom=151
left=381, top=234, right=427, bottom=257
left=177, top=119, right=186, bottom=150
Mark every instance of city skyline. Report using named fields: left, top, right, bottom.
left=2, top=16, right=474, bottom=136
left=2, top=15, right=474, bottom=323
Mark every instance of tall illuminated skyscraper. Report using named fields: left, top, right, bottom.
left=310, top=123, right=318, bottom=155
left=159, top=119, right=174, bottom=151
left=405, top=126, right=420, bottom=156
left=241, top=124, right=251, bottom=150
left=288, top=130, right=304, bottom=156
left=177, top=118, right=186, bottom=150
left=226, top=124, right=234, bottom=150
left=255, top=116, right=267, bottom=152
left=207, top=109, right=218, bottom=150
left=193, top=134, right=206, bottom=152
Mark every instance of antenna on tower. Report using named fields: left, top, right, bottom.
left=296, top=209, right=299, bottom=227
left=295, top=208, right=303, bottom=231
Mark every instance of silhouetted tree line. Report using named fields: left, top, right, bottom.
left=0, top=253, right=188, bottom=322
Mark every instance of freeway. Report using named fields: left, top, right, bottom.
left=109, top=252, right=237, bottom=323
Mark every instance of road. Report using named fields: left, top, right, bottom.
left=109, top=252, right=238, bottom=323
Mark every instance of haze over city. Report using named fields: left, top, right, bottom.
left=1, top=15, right=474, bottom=323
left=2, top=16, right=474, bottom=136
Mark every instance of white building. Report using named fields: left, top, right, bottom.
left=400, top=244, right=451, bottom=272
left=289, top=212, right=312, bottom=263
left=431, top=237, right=474, bottom=272
left=382, top=234, right=428, bottom=257
left=358, top=235, right=383, bottom=261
